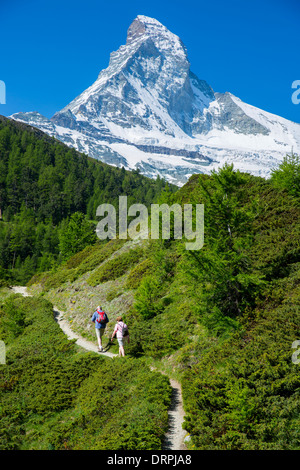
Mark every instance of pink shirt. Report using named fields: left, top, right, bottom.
left=113, top=321, right=128, bottom=338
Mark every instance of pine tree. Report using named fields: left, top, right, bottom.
left=271, top=152, right=300, bottom=198
left=181, top=164, right=265, bottom=326
left=59, top=212, right=97, bottom=260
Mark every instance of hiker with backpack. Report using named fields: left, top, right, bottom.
left=91, top=306, right=109, bottom=352
left=111, top=316, right=129, bottom=357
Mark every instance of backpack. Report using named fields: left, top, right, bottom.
left=96, top=310, right=107, bottom=324
left=123, top=326, right=129, bottom=337
left=118, top=321, right=129, bottom=337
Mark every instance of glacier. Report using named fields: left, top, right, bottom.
left=10, top=15, right=300, bottom=186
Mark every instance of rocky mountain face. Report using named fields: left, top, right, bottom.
left=11, top=15, right=300, bottom=185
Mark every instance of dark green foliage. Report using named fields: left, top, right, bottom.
left=118, top=163, right=300, bottom=449
left=174, top=166, right=300, bottom=335
left=133, top=275, right=161, bottom=320
left=181, top=165, right=265, bottom=321
left=64, top=237, right=126, bottom=273
left=271, top=152, right=300, bottom=198
left=27, top=238, right=127, bottom=291
left=49, top=360, right=171, bottom=450
left=58, top=212, right=97, bottom=260
left=127, top=295, right=197, bottom=359
left=0, top=116, right=176, bottom=283
left=0, top=295, right=29, bottom=340
left=87, top=245, right=144, bottom=286
left=125, top=258, right=154, bottom=289
left=126, top=240, right=198, bottom=355
left=0, top=294, right=171, bottom=450
left=4, top=141, right=300, bottom=451
left=171, top=166, right=300, bottom=449
left=181, top=267, right=300, bottom=449
left=0, top=295, right=85, bottom=449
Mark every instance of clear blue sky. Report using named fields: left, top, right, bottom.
left=1, top=0, right=300, bottom=123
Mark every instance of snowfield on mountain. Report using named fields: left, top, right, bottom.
left=11, top=15, right=300, bottom=185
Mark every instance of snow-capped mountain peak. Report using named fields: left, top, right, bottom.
left=126, top=15, right=188, bottom=60
left=10, top=15, right=300, bottom=186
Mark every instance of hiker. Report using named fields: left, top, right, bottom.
left=91, top=306, right=109, bottom=352
left=111, top=316, right=129, bottom=357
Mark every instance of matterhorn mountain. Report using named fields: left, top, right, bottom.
left=11, top=15, right=300, bottom=186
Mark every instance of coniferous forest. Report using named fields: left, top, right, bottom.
left=1, top=115, right=300, bottom=450
left=0, top=116, right=173, bottom=284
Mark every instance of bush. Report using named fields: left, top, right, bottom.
left=65, top=238, right=126, bottom=274
left=87, top=246, right=144, bottom=286
left=181, top=270, right=300, bottom=450
left=271, top=153, right=300, bottom=198
left=42, top=268, right=78, bottom=291
left=125, top=258, right=153, bottom=289
left=133, top=275, right=162, bottom=320
left=0, top=294, right=172, bottom=450
left=55, top=359, right=171, bottom=450
left=34, top=239, right=128, bottom=291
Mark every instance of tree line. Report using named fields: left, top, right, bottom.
left=0, top=116, right=175, bottom=283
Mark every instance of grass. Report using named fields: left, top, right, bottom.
left=87, top=245, right=145, bottom=286
left=22, top=169, right=300, bottom=450
left=0, top=294, right=172, bottom=450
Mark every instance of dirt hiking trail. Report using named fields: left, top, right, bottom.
left=10, top=286, right=187, bottom=450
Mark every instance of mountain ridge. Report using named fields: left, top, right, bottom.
left=10, top=15, right=300, bottom=185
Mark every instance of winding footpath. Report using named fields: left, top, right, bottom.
left=10, top=286, right=187, bottom=450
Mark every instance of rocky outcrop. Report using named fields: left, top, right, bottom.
left=10, top=15, right=300, bottom=186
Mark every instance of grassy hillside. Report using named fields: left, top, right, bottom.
left=26, top=161, right=300, bottom=449
left=0, top=293, right=171, bottom=450
left=0, top=115, right=175, bottom=284
left=1, top=120, right=300, bottom=450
